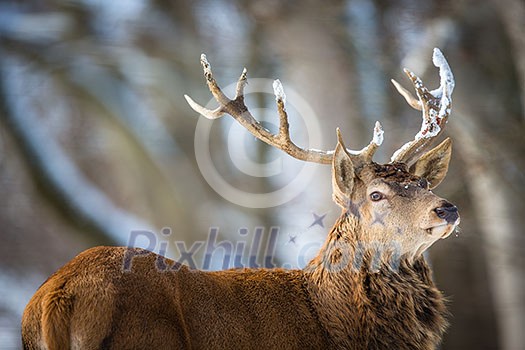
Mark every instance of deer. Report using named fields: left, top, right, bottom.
left=22, top=48, right=459, bottom=350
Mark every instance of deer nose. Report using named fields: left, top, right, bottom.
left=434, top=202, right=459, bottom=223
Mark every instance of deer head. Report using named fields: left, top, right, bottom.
left=185, top=48, right=459, bottom=264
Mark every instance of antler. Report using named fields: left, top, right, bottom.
left=184, top=54, right=383, bottom=165
left=390, top=48, right=455, bottom=165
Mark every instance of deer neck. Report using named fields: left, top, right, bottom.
left=305, top=211, right=406, bottom=274
left=303, top=212, right=447, bottom=348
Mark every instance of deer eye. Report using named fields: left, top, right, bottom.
left=370, top=191, right=385, bottom=202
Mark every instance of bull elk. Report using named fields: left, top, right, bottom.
left=22, top=48, right=459, bottom=349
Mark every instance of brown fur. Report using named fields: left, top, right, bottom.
left=41, top=286, right=73, bottom=349
left=22, top=149, right=457, bottom=349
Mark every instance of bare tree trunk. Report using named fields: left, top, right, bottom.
left=453, top=111, right=525, bottom=350
left=494, top=0, right=525, bottom=122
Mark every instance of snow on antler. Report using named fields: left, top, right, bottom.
left=390, top=48, right=455, bottom=165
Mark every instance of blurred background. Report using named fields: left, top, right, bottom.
left=0, top=0, right=524, bottom=349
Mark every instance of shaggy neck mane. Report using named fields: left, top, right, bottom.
left=304, top=212, right=448, bottom=349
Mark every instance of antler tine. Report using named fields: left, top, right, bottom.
left=235, top=68, right=248, bottom=100
left=359, top=121, right=384, bottom=162
left=200, top=54, right=230, bottom=106
left=390, top=48, right=455, bottom=165
left=272, top=79, right=291, bottom=143
left=390, top=78, right=421, bottom=111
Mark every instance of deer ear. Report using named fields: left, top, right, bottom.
left=410, top=138, right=452, bottom=189
left=332, top=131, right=355, bottom=207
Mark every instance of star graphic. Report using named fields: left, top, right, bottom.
left=371, top=210, right=387, bottom=226
left=309, top=212, right=327, bottom=228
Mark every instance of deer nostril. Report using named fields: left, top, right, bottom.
left=435, top=207, right=446, bottom=219
left=434, top=203, right=459, bottom=223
